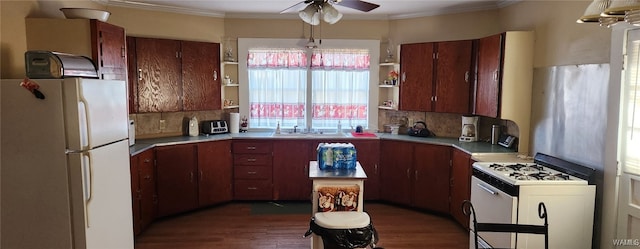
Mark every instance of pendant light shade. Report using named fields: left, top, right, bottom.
left=577, top=0, right=611, bottom=23
left=602, top=0, right=640, bottom=16
left=322, top=4, right=343, bottom=24
left=299, top=4, right=320, bottom=25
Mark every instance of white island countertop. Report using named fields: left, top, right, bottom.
left=308, top=161, right=368, bottom=180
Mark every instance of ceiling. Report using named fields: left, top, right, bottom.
left=101, top=0, right=520, bottom=20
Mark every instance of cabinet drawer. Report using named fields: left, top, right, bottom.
left=234, top=179, right=273, bottom=200
left=233, top=141, right=273, bottom=154
left=234, top=166, right=272, bottom=179
left=233, top=154, right=272, bottom=166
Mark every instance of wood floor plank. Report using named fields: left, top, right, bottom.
left=135, top=202, right=469, bottom=249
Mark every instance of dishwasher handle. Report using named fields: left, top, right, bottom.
left=477, top=183, right=497, bottom=195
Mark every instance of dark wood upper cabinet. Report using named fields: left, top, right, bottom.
left=400, top=43, right=435, bottom=112
left=475, top=33, right=504, bottom=118
left=182, top=41, right=221, bottom=111
left=127, top=37, right=221, bottom=113
left=399, top=40, right=473, bottom=114
left=132, top=37, right=183, bottom=113
left=91, top=20, right=127, bottom=81
left=433, top=40, right=474, bottom=114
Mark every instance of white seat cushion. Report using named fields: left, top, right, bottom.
left=314, top=212, right=370, bottom=229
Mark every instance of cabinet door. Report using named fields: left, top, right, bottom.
left=91, top=20, right=127, bottom=81
left=137, top=149, right=156, bottom=233
left=155, top=144, right=197, bottom=217
left=380, top=140, right=413, bottom=205
left=197, top=140, right=232, bottom=207
left=134, top=37, right=182, bottom=113
left=182, top=41, right=221, bottom=111
left=273, top=140, right=312, bottom=200
left=434, top=40, right=474, bottom=114
left=399, top=43, right=434, bottom=112
left=475, top=33, right=504, bottom=118
left=413, top=144, right=451, bottom=213
left=450, top=149, right=472, bottom=229
left=350, top=140, right=380, bottom=200
left=129, top=155, right=141, bottom=235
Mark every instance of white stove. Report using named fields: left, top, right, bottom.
left=469, top=153, right=596, bottom=249
left=472, top=162, right=588, bottom=186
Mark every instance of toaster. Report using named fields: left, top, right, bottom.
left=201, top=120, right=228, bottom=134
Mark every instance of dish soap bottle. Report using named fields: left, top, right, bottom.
left=275, top=121, right=281, bottom=134
left=337, top=120, right=342, bottom=133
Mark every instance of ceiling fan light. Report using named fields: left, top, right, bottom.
left=323, top=4, right=343, bottom=24
left=299, top=4, right=320, bottom=25
left=577, top=0, right=611, bottom=23
left=602, top=0, right=640, bottom=16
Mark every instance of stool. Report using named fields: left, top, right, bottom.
left=304, top=212, right=381, bottom=249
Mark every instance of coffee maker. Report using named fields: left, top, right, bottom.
left=459, top=115, right=478, bottom=142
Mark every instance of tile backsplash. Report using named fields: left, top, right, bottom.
left=132, top=108, right=519, bottom=141
left=130, top=109, right=236, bottom=139
left=377, top=109, right=519, bottom=141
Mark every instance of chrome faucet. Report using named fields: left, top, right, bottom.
left=293, top=125, right=298, bottom=133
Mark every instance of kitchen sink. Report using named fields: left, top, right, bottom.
left=271, top=131, right=346, bottom=138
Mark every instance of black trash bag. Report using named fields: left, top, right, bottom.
left=303, top=214, right=380, bottom=249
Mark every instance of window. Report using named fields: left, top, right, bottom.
left=247, top=49, right=307, bottom=129
left=310, top=49, right=370, bottom=130
left=241, top=38, right=378, bottom=131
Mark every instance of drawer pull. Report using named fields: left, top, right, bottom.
left=477, top=183, right=497, bottom=195
left=247, top=187, right=258, bottom=190
left=247, top=146, right=256, bottom=150
left=247, top=158, right=257, bottom=162
left=247, top=171, right=257, bottom=174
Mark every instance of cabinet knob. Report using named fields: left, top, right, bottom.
left=213, top=70, right=218, bottom=81
left=465, top=71, right=470, bottom=83
left=247, top=171, right=257, bottom=174
left=247, top=146, right=256, bottom=150
left=247, top=187, right=258, bottom=190
left=137, top=69, right=142, bottom=81
left=247, top=158, right=257, bottom=162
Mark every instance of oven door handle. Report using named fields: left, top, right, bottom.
left=477, top=183, right=498, bottom=195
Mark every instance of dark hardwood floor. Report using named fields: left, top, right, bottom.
left=134, top=201, right=470, bottom=249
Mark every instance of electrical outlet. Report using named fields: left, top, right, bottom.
left=159, top=119, right=166, bottom=130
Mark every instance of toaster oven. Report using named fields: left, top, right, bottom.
left=201, top=120, right=228, bottom=134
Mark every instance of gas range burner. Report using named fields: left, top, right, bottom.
left=509, top=172, right=533, bottom=180
left=489, top=163, right=510, bottom=171
left=506, top=163, right=544, bottom=172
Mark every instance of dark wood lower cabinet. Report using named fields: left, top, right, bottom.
left=413, top=144, right=451, bottom=213
left=135, top=138, right=475, bottom=235
left=381, top=140, right=453, bottom=214
left=450, top=148, right=474, bottom=229
left=130, top=149, right=156, bottom=236
left=155, top=144, right=198, bottom=217
left=197, top=140, right=232, bottom=207
left=380, top=140, right=413, bottom=205
left=273, top=140, right=312, bottom=200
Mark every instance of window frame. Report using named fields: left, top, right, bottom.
left=238, top=38, right=380, bottom=132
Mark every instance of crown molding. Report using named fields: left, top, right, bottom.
left=95, top=0, right=521, bottom=20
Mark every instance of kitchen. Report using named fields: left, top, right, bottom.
left=0, top=0, right=627, bottom=249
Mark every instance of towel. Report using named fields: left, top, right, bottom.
left=351, top=132, right=377, bottom=137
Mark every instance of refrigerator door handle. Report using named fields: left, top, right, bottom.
left=78, top=99, right=90, bottom=149
left=82, top=153, right=94, bottom=228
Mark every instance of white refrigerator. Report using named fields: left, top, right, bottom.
left=1, top=78, right=134, bottom=249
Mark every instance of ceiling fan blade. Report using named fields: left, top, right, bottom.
left=335, top=0, right=380, bottom=12
left=280, top=0, right=318, bottom=14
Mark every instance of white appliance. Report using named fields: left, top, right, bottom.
left=459, top=115, right=479, bottom=142
left=469, top=153, right=595, bottom=249
left=1, top=78, right=134, bottom=249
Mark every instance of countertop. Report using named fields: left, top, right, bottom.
left=130, top=131, right=518, bottom=159
left=308, top=161, right=368, bottom=179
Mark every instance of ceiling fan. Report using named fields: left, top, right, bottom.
left=281, top=0, right=380, bottom=25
